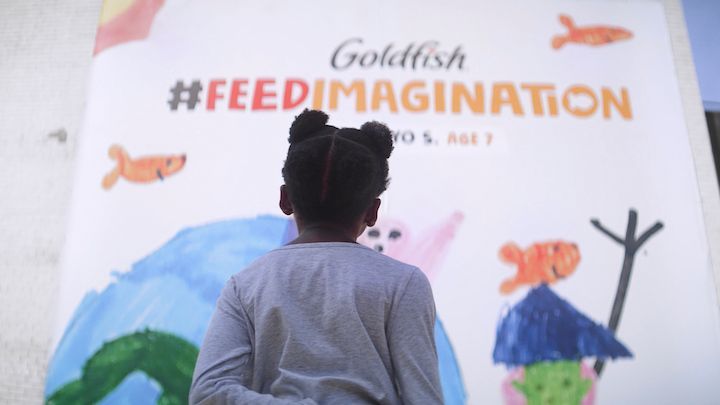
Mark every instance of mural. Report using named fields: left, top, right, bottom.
left=46, top=215, right=467, bottom=404
left=102, top=145, right=186, bottom=189
left=49, top=0, right=720, bottom=403
left=359, top=211, right=464, bottom=282
left=551, top=14, right=633, bottom=49
left=498, top=241, right=581, bottom=294
left=494, top=210, right=663, bottom=405
left=47, top=330, right=197, bottom=405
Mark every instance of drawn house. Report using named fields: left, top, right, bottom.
left=493, top=285, right=633, bottom=405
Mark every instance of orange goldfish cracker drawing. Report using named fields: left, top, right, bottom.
left=552, top=14, right=632, bottom=49
left=101, top=145, right=186, bottom=190
left=498, top=241, right=580, bottom=294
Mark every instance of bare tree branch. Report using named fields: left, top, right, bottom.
left=635, top=222, right=664, bottom=249
left=590, top=219, right=624, bottom=245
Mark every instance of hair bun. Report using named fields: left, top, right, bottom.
left=359, top=121, right=394, bottom=159
left=288, top=109, right=330, bottom=144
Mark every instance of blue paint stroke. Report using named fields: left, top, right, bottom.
left=100, top=372, right=159, bottom=405
left=493, top=284, right=633, bottom=367
left=435, top=319, right=467, bottom=405
left=46, top=215, right=465, bottom=403
left=46, top=215, right=294, bottom=396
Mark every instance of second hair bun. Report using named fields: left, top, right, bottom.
left=359, top=121, right=394, bottom=159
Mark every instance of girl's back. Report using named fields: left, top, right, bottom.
left=190, top=110, right=443, bottom=404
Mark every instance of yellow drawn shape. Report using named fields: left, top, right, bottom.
left=99, top=0, right=135, bottom=25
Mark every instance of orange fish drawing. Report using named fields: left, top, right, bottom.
left=552, top=14, right=633, bottom=49
left=101, top=145, right=186, bottom=190
left=498, top=240, right=580, bottom=294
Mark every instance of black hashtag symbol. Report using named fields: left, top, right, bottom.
left=168, top=80, right=203, bottom=111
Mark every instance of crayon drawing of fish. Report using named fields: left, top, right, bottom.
left=101, top=145, right=186, bottom=190
left=498, top=240, right=580, bottom=294
left=552, top=14, right=633, bottom=49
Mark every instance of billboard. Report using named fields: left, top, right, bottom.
left=46, top=1, right=720, bottom=404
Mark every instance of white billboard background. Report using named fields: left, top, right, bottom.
left=48, top=0, right=720, bottom=404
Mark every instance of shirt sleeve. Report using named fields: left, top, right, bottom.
left=189, top=277, right=317, bottom=405
left=387, top=269, right=444, bottom=405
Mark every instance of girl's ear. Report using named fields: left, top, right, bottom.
left=364, top=198, right=381, bottom=227
left=279, top=185, right=294, bottom=215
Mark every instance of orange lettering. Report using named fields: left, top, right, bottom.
left=562, top=85, right=597, bottom=118
left=491, top=83, right=523, bottom=116
left=371, top=81, right=398, bottom=112
left=451, top=83, right=484, bottom=114
left=401, top=81, right=428, bottom=112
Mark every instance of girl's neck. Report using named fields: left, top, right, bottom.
left=288, top=222, right=359, bottom=245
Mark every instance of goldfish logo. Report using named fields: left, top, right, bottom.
left=498, top=241, right=580, bottom=294
left=552, top=14, right=633, bottom=49
left=101, top=145, right=186, bottom=190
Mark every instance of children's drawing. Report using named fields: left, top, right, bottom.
left=46, top=215, right=465, bottom=404
left=511, top=361, right=593, bottom=405
left=359, top=211, right=464, bottom=282
left=493, top=284, right=633, bottom=366
left=590, top=209, right=663, bottom=375
left=494, top=209, right=662, bottom=405
left=102, top=145, right=186, bottom=189
left=94, top=0, right=165, bottom=55
left=45, top=215, right=292, bottom=403
left=435, top=320, right=467, bottom=405
left=498, top=241, right=580, bottom=294
left=47, top=329, right=197, bottom=405
left=502, top=362, right=597, bottom=405
left=494, top=285, right=632, bottom=405
left=551, top=14, right=633, bottom=49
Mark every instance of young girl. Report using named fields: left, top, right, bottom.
left=190, top=110, right=442, bottom=404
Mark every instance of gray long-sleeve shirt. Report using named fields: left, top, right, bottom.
left=190, top=242, right=443, bottom=404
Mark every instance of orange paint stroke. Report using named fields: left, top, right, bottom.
left=499, top=240, right=580, bottom=294
left=552, top=14, right=632, bottom=49
left=101, top=145, right=186, bottom=190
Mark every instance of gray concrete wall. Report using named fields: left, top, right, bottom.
left=0, top=0, right=718, bottom=403
left=0, top=1, right=101, bottom=402
left=663, top=0, right=720, bottom=302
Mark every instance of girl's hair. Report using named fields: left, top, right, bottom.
left=282, top=109, right=394, bottom=225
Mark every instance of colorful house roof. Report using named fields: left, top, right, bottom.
left=493, top=284, right=632, bottom=366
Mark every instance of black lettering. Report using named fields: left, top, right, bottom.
left=331, top=38, right=362, bottom=70
left=359, top=51, right=378, bottom=67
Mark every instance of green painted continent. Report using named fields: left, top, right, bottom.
left=47, top=329, right=198, bottom=405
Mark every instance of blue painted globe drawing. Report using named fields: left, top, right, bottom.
left=45, top=215, right=466, bottom=404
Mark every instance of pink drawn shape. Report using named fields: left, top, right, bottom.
left=501, top=368, right=526, bottom=405
left=501, top=362, right=597, bottom=405
left=408, top=211, right=464, bottom=281
left=94, top=0, right=165, bottom=55
left=359, top=211, right=464, bottom=282
left=579, top=362, right=597, bottom=405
